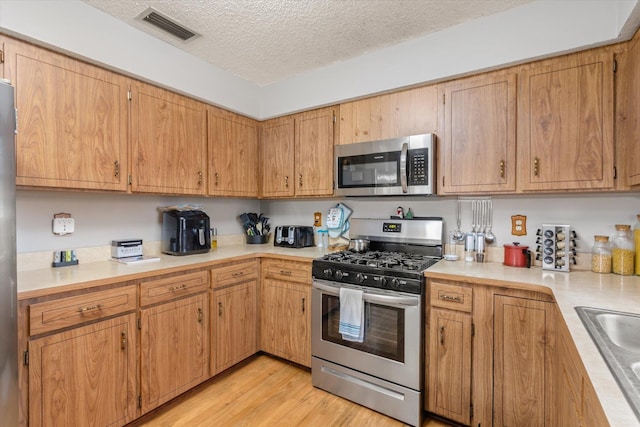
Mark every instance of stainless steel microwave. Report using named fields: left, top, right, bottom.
left=335, top=134, right=436, bottom=196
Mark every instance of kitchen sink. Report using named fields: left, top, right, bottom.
left=576, top=306, right=640, bottom=421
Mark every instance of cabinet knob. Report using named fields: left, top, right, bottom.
left=499, top=160, right=505, bottom=178
left=198, top=171, right=203, bottom=185
left=218, top=302, right=223, bottom=317
left=299, top=173, right=303, bottom=188
left=114, top=160, right=120, bottom=178
left=120, top=331, right=127, bottom=350
left=439, top=326, right=445, bottom=345
left=533, top=157, right=540, bottom=177
left=301, top=297, right=306, bottom=313
left=197, top=307, right=204, bottom=322
left=285, top=175, right=289, bottom=188
left=214, top=172, right=219, bottom=186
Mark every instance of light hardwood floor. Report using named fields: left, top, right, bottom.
left=128, top=354, right=453, bottom=427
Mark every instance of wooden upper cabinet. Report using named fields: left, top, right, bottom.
left=295, top=106, right=335, bottom=196
left=338, top=85, right=438, bottom=145
left=208, top=107, right=258, bottom=197
left=260, top=115, right=295, bottom=197
left=2, top=37, right=129, bottom=191
left=260, top=106, right=335, bottom=198
left=130, top=81, right=207, bottom=195
left=619, top=31, right=640, bottom=188
left=438, top=72, right=517, bottom=194
left=517, top=49, right=615, bottom=191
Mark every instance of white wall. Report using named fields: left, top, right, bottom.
left=16, top=190, right=259, bottom=253
left=261, top=193, right=640, bottom=255
left=1, top=0, right=638, bottom=119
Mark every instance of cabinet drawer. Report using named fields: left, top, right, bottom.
left=29, top=286, right=136, bottom=336
left=430, top=281, right=473, bottom=312
left=211, top=260, right=258, bottom=289
left=140, top=271, right=208, bottom=307
left=262, top=260, right=311, bottom=285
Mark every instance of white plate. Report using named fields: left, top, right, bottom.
left=443, top=254, right=459, bottom=261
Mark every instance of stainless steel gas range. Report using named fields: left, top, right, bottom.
left=311, top=217, right=443, bottom=427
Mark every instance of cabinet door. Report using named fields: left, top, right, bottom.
left=439, top=72, right=517, bottom=194
left=260, top=116, right=295, bottom=197
left=494, top=296, right=555, bottom=427
left=208, top=107, right=258, bottom=197
left=2, top=37, right=128, bottom=191
left=619, top=33, right=640, bottom=187
left=261, top=278, right=311, bottom=367
left=295, top=107, right=335, bottom=196
left=212, top=280, right=258, bottom=375
left=140, top=293, right=208, bottom=413
left=427, top=308, right=472, bottom=425
left=28, top=314, right=137, bottom=427
left=131, top=82, right=207, bottom=195
left=338, top=85, right=438, bottom=145
left=518, top=50, right=615, bottom=191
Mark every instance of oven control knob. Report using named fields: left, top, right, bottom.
left=378, top=276, right=388, bottom=287
left=356, top=273, right=366, bottom=283
left=334, top=270, right=345, bottom=280
left=391, top=278, right=401, bottom=289
left=323, top=268, right=333, bottom=279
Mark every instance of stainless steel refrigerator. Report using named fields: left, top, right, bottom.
left=0, top=79, right=18, bottom=426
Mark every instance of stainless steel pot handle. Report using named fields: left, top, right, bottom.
left=312, top=281, right=419, bottom=307
left=400, top=142, right=408, bottom=193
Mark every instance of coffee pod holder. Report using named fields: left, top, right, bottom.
left=536, top=224, right=577, bottom=272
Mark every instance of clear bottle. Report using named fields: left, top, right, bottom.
left=634, top=215, right=640, bottom=275
left=591, top=235, right=611, bottom=274
left=611, top=224, right=634, bottom=275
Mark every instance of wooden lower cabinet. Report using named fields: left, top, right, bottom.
left=493, top=295, right=555, bottom=427
left=28, top=313, right=137, bottom=427
left=210, top=260, right=259, bottom=376
left=427, top=308, right=472, bottom=425
left=261, top=259, right=312, bottom=367
left=554, top=309, right=609, bottom=427
left=139, top=292, right=209, bottom=413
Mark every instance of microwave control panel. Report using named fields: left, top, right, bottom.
left=408, top=149, right=427, bottom=185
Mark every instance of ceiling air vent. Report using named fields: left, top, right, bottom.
left=136, top=7, right=200, bottom=42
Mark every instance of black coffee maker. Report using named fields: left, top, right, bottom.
left=162, top=210, right=211, bottom=255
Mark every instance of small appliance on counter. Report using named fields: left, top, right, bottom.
left=274, top=225, right=314, bottom=248
left=162, top=210, right=210, bottom=255
left=536, top=224, right=577, bottom=272
left=111, top=239, right=143, bottom=259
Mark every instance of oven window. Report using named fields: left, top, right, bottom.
left=321, top=294, right=405, bottom=362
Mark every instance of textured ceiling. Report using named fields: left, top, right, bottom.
left=81, top=0, right=536, bottom=86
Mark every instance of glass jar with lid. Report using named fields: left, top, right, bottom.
left=591, top=235, right=611, bottom=273
left=634, top=215, right=640, bottom=275
left=612, top=224, right=635, bottom=275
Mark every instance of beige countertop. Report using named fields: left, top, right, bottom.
left=425, top=260, right=640, bottom=427
left=17, top=244, right=328, bottom=299
left=18, top=246, right=640, bottom=425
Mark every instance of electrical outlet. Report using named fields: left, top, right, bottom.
left=53, top=217, right=75, bottom=235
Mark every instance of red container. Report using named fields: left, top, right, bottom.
left=503, top=243, right=531, bottom=268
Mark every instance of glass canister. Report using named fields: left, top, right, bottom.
left=634, top=215, right=640, bottom=275
left=611, top=224, right=635, bottom=275
left=591, top=235, right=611, bottom=273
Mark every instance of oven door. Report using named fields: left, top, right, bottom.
left=311, top=279, right=422, bottom=390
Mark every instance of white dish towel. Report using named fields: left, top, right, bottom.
left=338, top=287, right=365, bottom=342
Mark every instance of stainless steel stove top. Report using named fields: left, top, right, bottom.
left=312, top=218, right=444, bottom=294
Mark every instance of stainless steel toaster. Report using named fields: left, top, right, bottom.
left=274, top=226, right=314, bottom=248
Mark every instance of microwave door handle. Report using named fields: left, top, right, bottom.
left=312, top=281, right=419, bottom=307
left=400, top=142, right=408, bottom=193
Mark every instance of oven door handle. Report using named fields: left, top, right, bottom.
left=312, top=281, right=419, bottom=307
